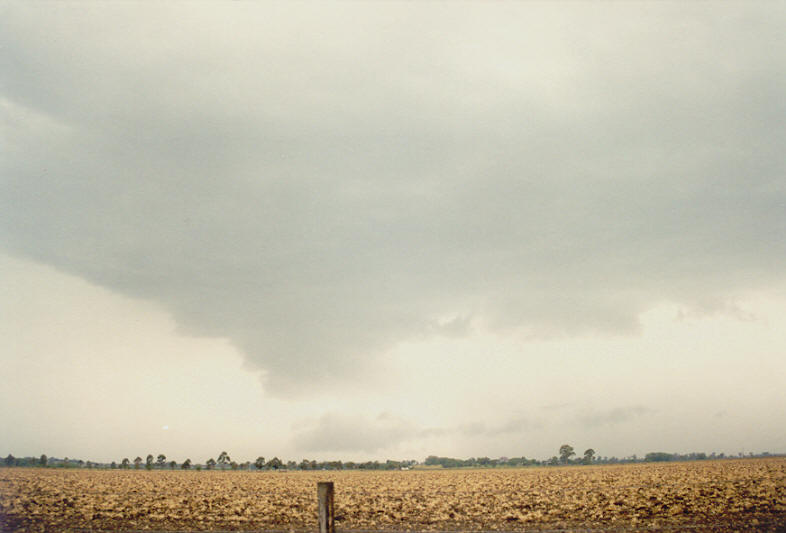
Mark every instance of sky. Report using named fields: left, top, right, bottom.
left=1, top=1, right=785, bottom=465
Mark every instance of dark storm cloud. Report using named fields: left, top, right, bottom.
left=1, top=3, right=785, bottom=394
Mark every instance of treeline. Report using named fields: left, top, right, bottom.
left=642, top=451, right=773, bottom=462
left=425, top=456, right=538, bottom=468
left=1, top=452, right=418, bottom=471
left=2, top=449, right=779, bottom=470
left=425, top=445, right=780, bottom=468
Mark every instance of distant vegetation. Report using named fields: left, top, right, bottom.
left=1, top=446, right=779, bottom=471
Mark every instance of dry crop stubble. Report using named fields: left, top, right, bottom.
left=0, top=458, right=784, bottom=532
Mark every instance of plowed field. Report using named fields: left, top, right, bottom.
left=1, top=458, right=784, bottom=532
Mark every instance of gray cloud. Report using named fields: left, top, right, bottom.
left=540, top=403, right=573, bottom=411
left=291, top=412, right=420, bottom=454
left=292, top=412, right=542, bottom=454
left=576, top=406, right=655, bottom=429
left=459, top=417, right=544, bottom=437
left=1, top=3, right=784, bottom=395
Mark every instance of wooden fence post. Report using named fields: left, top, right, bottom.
left=318, top=481, right=335, bottom=533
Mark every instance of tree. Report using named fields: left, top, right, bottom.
left=121, top=458, right=130, bottom=469
left=39, top=454, right=48, bottom=467
left=134, top=457, right=142, bottom=469
left=254, top=457, right=265, bottom=470
left=230, top=461, right=239, bottom=470
left=157, top=454, right=167, bottom=468
left=583, top=449, right=595, bottom=465
left=182, top=458, right=192, bottom=470
left=217, top=451, right=230, bottom=470
left=206, top=458, right=216, bottom=470
left=559, top=444, right=575, bottom=464
left=645, top=452, right=674, bottom=462
left=267, top=457, right=283, bottom=470
left=169, top=460, right=177, bottom=469
left=111, top=461, right=118, bottom=469
left=145, top=454, right=154, bottom=470
left=4, top=454, right=15, bottom=467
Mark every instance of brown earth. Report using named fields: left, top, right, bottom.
left=1, top=458, right=784, bottom=532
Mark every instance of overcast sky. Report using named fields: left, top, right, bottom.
left=1, top=2, right=785, bottom=464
